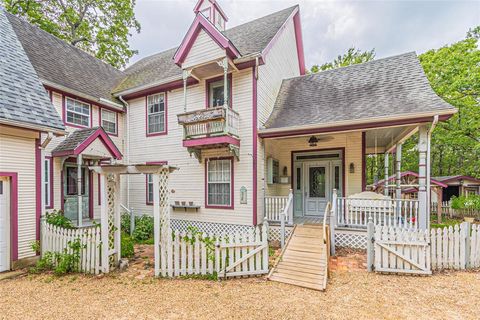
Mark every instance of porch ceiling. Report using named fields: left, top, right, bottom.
left=365, top=125, right=417, bottom=153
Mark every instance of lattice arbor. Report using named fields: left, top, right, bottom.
left=89, top=164, right=176, bottom=273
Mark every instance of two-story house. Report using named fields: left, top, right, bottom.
left=0, top=1, right=456, bottom=270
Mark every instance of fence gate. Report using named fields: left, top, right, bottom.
left=367, top=223, right=432, bottom=275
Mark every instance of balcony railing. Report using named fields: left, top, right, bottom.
left=177, top=106, right=239, bottom=140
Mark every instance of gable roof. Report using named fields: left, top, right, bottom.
left=113, top=5, right=298, bottom=95
left=433, top=175, right=480, bottom=185
left=5, top=11, right=125, bottom=106
left=0, top=9, right=64, bottom=133
left=52, top=126, right=122, bottom=159
left=374, top=171, right=447, bottom=189
left=262, top=52, right=457, bottom=132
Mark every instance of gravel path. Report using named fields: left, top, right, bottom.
left=0, top=269, right=479, bottom=319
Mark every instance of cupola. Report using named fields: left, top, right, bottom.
left=193, top=0, right=228, bottom=31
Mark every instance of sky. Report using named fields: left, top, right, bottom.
left=127, top=0, right=480, bottom=69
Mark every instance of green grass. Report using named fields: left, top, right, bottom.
left=430, top=214, right=463, bottom=229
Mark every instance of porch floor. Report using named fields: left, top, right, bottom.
left=293, top=216, right=324, bottom=225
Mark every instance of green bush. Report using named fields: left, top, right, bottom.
left=121, top=213, right=131, bottom=234
left=30, top=238, right=84, bottom=275
left=451, top=195, right=480, bottom=211
left=132, top=215, right=154, bottom=242
left=45, top=210, right=74, bottom=229
left=121, top=233, right=135, bottom=259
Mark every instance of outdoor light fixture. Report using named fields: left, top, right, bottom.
left=349, top=162, right=355, bottom=173
left=308, top=136, right=318, bottom=147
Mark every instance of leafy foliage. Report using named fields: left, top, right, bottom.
left=121, top=233, right=135, bottom=259
left=30, top=238, right=84, bottom=275
left=2, top=0, right=141, bottom=68
left=121, top=213, right=154, bottom=243
left=450, top=195, right=480, bottom=211
left=310, top=47, right=375, bottom=73
left=45, top=210, right=75, bottom=229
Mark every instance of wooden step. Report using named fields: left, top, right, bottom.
left=269, top=274, right=324, bottom=291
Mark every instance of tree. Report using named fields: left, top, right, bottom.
left=402, top=26, right=480, bottom=178
left=2, top=0, right=141, bottom=69
left=310, top=47, right=375, bottom=73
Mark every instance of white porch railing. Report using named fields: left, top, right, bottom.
left=335, top=197, right=419, bottom=229
left=264, top=190, right=294, bottom=225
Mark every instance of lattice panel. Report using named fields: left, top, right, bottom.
left=106, top=174, right=116, bottom=251
left=157, top=170, right=171, bottom=245
left=268, top=226, right=293, bottom=243
left=170, top=219, right=255, bottom=235
left=335, top=232, right=367, bottom=249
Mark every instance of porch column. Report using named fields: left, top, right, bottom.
left=418, top=126, right=428, bottom=230
left=182, top=69, right=191, bottom=113
left=77, top=154, right=83, bottom=227
left=384, top=152, right=389, bottom=196
left=218, top=57, right=229, bottom=107
left=395, top=144, right=402, bottom=200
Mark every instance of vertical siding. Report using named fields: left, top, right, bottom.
left=126, top=68, right=254, bottom=225
left=256, top=16, right=300, bottom=224
left=183, top=29, right=226, bottom=69
left=0, top=126, right=38, bottom=259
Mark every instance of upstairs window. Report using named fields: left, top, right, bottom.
left=206, top=158, right=232, bottom=208
left=147, top=93, right=166, bottom=135
left=65, top=97, right=90, bottom=127
left=101, top=109, right=117, bottom=135
left=208, top=78, right=231, bottom=108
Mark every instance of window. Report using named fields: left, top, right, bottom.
left=66, top=167, right=86, bottom=196
left=215, top=13, right=224, bottom=30
left=65, top=97, right=90, bottom=127
left=44, top=158, right=52, bottom=207
left=146, top=174, right=153, bottom=204
left=147, top=93, right=166, bottom=135
left=206, top=159, right=232, bottom=207
left=201, top=8, right=210, bottom=19
left=208, top=79, right=231, bottom=108
left=0, top=181, right=3, bottom=195
left=101, top=109, right=117, bottom=134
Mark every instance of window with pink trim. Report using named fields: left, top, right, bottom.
left=147, top=93, right=166, bottom=134
left=101, top=109, right=117, bottom=134
left=206, top=158, right=232, bottom=207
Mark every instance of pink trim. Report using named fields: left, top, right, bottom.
left=293, top=11, right=306, bottom=75
left=0, top=172, right=19, bottom=262
left=121, top=78, right=197, bottom=100
left=205, top=157, right=234, bottom=209
left=437, top=175, right=480, bottom=185
left=258, top=115, right=453, bottom=139
left=99, top=107, right=119, bottom=137
left=362, top=132, right=366, bottom=191
left=374, top=171, right=448, bottom=188
left=60, top=170, right=64, bottom=211
left=145, top=92, right=168, bottom=137
left=193, top=0, right=228, bottom=22
left=45, top=156, right=54, bottom=209
left=182, top=136, right=240, bottom=148
left=173, top=14, right=240, bottom=66
left=63, top=96, right=93, bottom=129
left=52, top=127, right=122, bottom=159
left=45, top=86, right=124, bottom=113
left=252, top=67, right=258, bottom=225
left=35, top=138, right=41, bottom=242
left=205, top=74, right=233, bottom=108
left=88, top=170, right=93, bottom=219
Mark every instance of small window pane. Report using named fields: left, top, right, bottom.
left=147, top=94, right=166, bottom=134
left=0, top=181, right=3, bottom=195
left=147, top=174, right=153, bottom=203
left=101, top=109, right=117, bottom=134
left=309, top=167, right=326, bottom=198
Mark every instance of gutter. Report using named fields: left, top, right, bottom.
left=0, top=118, right=65, bottom=135
left=112, top=75, right=184, bottom=98
left=118, top=95, right=131, bottom=208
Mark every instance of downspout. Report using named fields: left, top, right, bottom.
left=119, top=95, right=130, bottom=208
left=426, top=115, right=439, bottom=228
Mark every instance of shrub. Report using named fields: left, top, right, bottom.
left=45, top=210, right=74, bottom=229
left=121, top=212, right=131, bottom=234
left=132, top=215, right=154, bottom=242
left=30, top=238, right=84, bottom=275
left=451, top=195, right=480, bottom=211
left=121, top=233, right=135, bottom=259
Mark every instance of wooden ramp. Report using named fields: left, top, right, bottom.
left=268, top=225, right=328, bottom=291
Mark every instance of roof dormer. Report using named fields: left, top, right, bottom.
left=193, top=0, right=228, bottom=31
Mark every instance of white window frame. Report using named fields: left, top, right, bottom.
left=146, top=93, right=166, bottom=135
left=65, top=97, right=91, bottom=127
left=44, top=158, right=51, bottom=208
left=147, top=174, right=153, bottom=204
left=206, top=158, right=232, bottom=208
left=101, top=108, right=117, bottom=135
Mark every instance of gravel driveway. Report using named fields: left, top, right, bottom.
left=1, top=268, right=479, bottom=319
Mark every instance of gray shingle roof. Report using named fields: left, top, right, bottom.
left=5, top=11, right=125, bottom=104
left=113, top=5, right=297, bottom=94
left=52, top=127, right=101, bottom=154
left=0, top=9, right=64, bottom=131
left=264, top=52, right=456, bottom=130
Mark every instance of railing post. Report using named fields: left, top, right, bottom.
left=330, top=189, right=337, bottom=256
left=280, top=210, right=285, bottom=248
left=367, top=217, right=375, bottom=272
left=130, top=208, right=135, bottom=237
left=288, top=189, right=294, bottom=225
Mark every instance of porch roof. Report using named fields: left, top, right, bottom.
left=261, top=52, right=456, bottom=136
left=52, top=126, right=122, bottom=159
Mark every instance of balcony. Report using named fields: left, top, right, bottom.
left=177, top=106, right=240, bottom=161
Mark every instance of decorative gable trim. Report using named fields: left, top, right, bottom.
left=193, top=0, right=228, bottom=22
left=174, top=13, right=240, bottom=66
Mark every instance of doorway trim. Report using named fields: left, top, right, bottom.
left=290, top=148, right=345, bottom=217
left=0, top=172, right=18, bottom=263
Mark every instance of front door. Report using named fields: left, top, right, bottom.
left=304, top=163, right=330, bottom=216
left=0, top=177, right=10, bottom=272
left=63, top=166, right=89, bottom=221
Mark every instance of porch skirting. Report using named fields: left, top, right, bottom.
left=335, top=228, right=367, bottom=250
left=170, top=219, right=255, bottom=235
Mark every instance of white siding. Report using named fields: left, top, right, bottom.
left=0, top=125, right=38, bottom=259
left=183, top=29, right=226, bottom=69
left=126, top=68, right=254, bottom=226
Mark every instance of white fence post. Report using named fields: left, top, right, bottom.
left=367, top=218, right=374, bottom=272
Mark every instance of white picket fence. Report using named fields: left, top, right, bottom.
left=157, top=224, right=269, bottom=278
left=431, top=201, right=479, bottom=220
left=41, top=221, right=102, bottom=274
left=367, top=222, right=480, bottom=275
